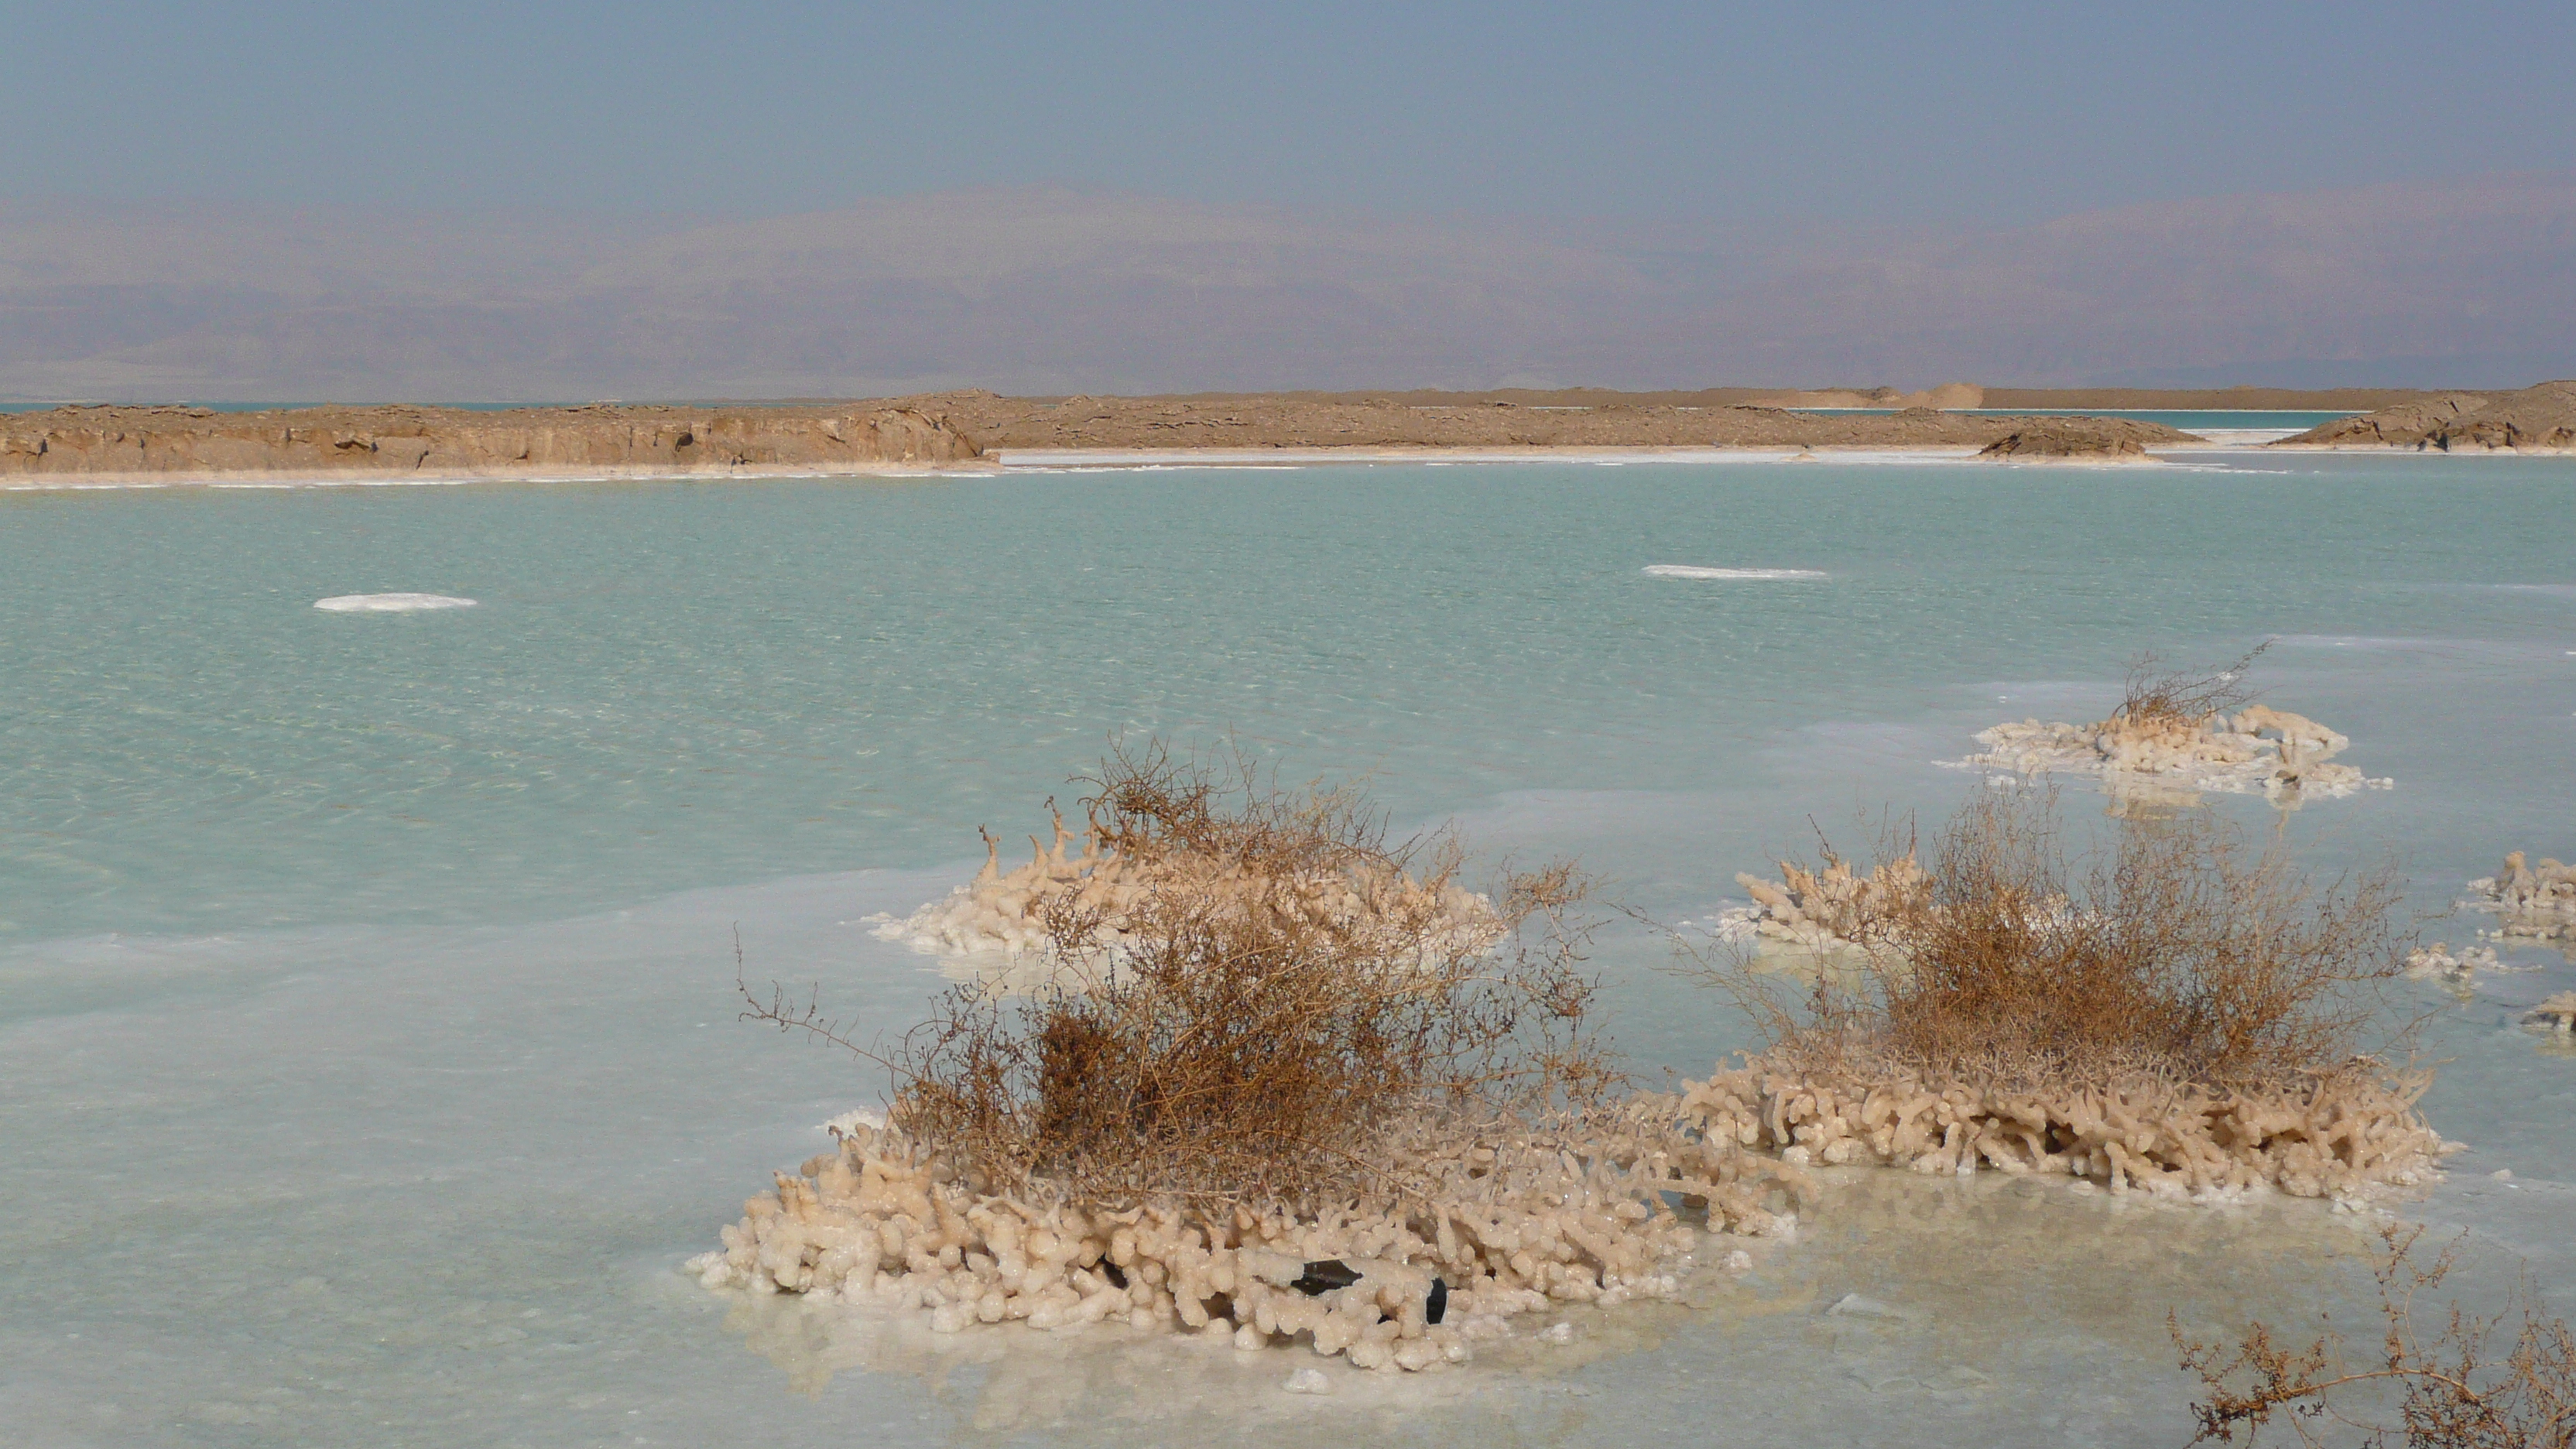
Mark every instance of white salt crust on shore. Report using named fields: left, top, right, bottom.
left=868, top=813, right=1498, bottom=967
left=690, top=1113, right=1810, bottom=1373
left=1951, top=704, right=2389, bottom=803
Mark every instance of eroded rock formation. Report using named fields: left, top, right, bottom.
left=0, top=402, right=982, bottom=481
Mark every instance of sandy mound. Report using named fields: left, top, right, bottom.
left=1958, top=703, right=2389, bottom=802
left=2278, top=380, right=2576, bottom=452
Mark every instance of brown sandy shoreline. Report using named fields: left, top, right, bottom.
left=0, top=396, right=2202, bottom=483
left=5, top=382, right=2562, bottom=485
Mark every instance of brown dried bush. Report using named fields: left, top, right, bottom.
left=750, top=744, right=1619, bottom=1211
left=2175, top=1225, right=2576, bottom=1446
left=1697, top=782, right=2410, bottom=1089
left=2120, top=641, right=2271, bottom=731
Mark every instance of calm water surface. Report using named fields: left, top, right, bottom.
left=2, top=450, right=2570, bottom=1447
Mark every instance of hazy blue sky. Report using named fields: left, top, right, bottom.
left=12, top=0, right=2571, bottom=224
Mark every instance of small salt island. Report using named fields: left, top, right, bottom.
left=706, top=755, right=1804, bottom=1373
left=1955, top=649, right=2389, bottom=803
left=2468, top=851, right=2576, bottom=944
left=1680, top=789, right=2447, bottom=1201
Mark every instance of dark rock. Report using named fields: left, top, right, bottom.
left=1290, top=1259, right=1365, bottom=1296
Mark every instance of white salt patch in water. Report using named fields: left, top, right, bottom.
left=1643, top=566, right=1829, bottom=581
left=313, top=593, right=478, bottom=612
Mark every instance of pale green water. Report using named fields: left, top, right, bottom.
left=2, top=451, right=2572, bottom=1447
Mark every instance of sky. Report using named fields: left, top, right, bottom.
left=10, top=0, right=2571, bottom=228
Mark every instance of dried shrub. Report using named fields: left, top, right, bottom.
left=1700, top=783, right=2409, bottom=1088
left=2175, top=1225, right=2576, bottom=1447
left=751, top=745, right=1619, bottom=1211
left=2120, top=641, right=2272, bottom=731
left=1673, top=788, right=2442, bottom=1197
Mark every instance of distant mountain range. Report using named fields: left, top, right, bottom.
left=4, top=173, right=2569, bottom=402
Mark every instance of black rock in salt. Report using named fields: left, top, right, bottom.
left=1290, top=1259, right=1365, bottom=1295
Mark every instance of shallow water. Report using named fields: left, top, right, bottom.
left=2, top=451, right=2572, bottom=1446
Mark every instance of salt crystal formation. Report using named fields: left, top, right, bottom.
left=690, top=1114, right=1807, bottom=1372
left=2403, top=941, right=2504, bottom=982
left=1959, top=704, right=2390, bottom=802
left=872, top=810, right=1499, bottom=964
left=1676, top=1056, right=2448, bottom=1201
left=2468, top=852, right=2576, bottom=944
left=2526, top=992, right=2576, bottom=1034
left=1718, top=853, right=1930, bottom=954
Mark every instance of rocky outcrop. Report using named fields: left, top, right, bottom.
left=1977, top=427, right=2150, bottom=461
left=0, top=402, right=983, bottom=481
left=2277, top=381, right=2576, bottom=452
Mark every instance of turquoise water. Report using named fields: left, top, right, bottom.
left=1793, top=407, right=2356, bottom=430
left=1958, top=408, right=2358, bottom=430
left=3, top=454, right=2573, bottom=1446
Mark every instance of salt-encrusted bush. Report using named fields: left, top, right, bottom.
left=1677, top=1048, right=2441, bottom=1201
left=717, top=748, right=1807, bottom=1369
left=1681, top=786, right=2444, bottom=1200
left=1957, top=646, right=2389, bottom=803
left=1721, top=849, right=1930, bottom=954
